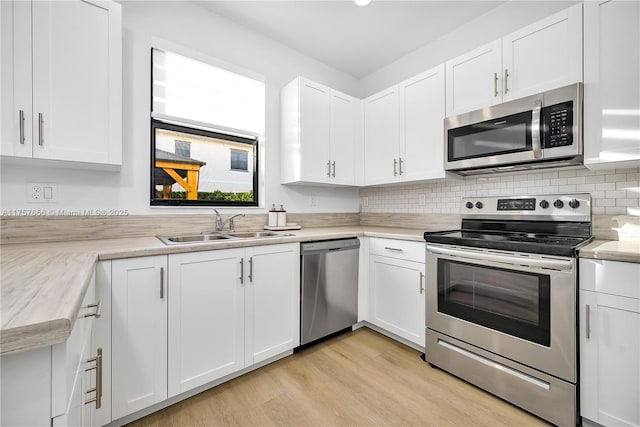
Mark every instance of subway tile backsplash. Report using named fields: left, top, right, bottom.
left=360, top=167, right=640, bottom=216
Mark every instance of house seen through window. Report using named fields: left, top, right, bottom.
left=150, top=47, right=263, bottom=206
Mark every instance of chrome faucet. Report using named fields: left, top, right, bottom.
left=213, top=209, right=245, bottom=232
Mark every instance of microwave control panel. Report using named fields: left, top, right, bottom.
left=543, top=101, right=573, bottom=148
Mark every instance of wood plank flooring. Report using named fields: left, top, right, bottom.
left=128, top=328, right=549, bottom=426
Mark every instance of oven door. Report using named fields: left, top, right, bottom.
left=426, top=243, right=576, bottom=382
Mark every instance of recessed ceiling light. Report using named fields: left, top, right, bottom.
left=354, top=0, right=372, bottom=6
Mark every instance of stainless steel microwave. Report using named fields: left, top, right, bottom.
left=444, top=83, right=583, bottom=175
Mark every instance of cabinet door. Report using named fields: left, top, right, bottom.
left=399, top=65, right=446, bottom=182
left=93, top=261, right=111, bottom=426
left=584, top=0, right=640, bottom=168
left=369, top=255, right=425, bottom=347
left=245, top=243, right=300, bottom=365
left=502, top=4, right=582, bottom=102
left=364, top=87, right=400, bottom=185
left=167, top=249, right=245, bottom=398
left=580, top=290, right=640, bottom=427
left=299, top=79, right=331, bottom=183
left=330, top=91, right=358, bottom=185
left=112, top=256, right=167, bottom=419
left=0, top=0, right=33, bottom=158
left=31, top=0, right=121, bottom=164
left=445, top=40, right=501, bottom=116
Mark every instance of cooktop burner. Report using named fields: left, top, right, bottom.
left=425, top=194, right=593, bottom=257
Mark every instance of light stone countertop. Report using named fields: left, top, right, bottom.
left=579, top=239, right=640, bottom=264
left=0, top=226, right=428, bottom=355
left=3, top=224, right=637, bottom=356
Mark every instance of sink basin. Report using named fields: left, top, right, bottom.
left=157, top=230, right=292, bottom=245
left=157, top=234, right=232, bottom=245
left=224, top=231, right=291, bottom=239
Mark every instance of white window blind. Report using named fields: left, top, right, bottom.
left=152, top=49, right=264, bottom=135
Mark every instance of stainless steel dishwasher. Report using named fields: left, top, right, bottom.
left=300, top=238, right=360, bottom=346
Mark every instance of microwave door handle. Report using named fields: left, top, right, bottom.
left=531, top=99, right=542, bottom=158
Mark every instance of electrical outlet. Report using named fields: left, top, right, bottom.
left=28, top=183, right=57, bottom=203
left=419, top=194, right=426, bottom=206
left=310, top=195, right=317, bottom=206
left=363, top=197, right=369, bottom=207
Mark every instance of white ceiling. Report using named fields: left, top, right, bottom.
left=196, top=1, right=506, bottom=78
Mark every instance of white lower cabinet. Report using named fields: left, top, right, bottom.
left=167, top=248, right=245, bottom=397
left=1, top=270, right=105, bottom=427
left=112, top=256, right=168, bottom=419
left=113, top=244, right=300, bottom=419
left=579, top=259, right=640, bottom=427
left=368, top=238, right=426, bottom=347
left=244, top=244, right=300, bottom=365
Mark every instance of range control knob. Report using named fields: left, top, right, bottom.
left=465, top=202, right=474, bottom=209
left=569, top=199, right=580, bottom=209
left=475, top=201, right=484, bottom=209
left=554, top=200, right=564, bottom=208
left=539, top=200, right=550, bottom=209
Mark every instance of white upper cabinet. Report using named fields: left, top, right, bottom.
left=445, top=4, right=582, bottom=116
left=502, top=4, right=582, bottom=102
left=399, top=65, right=446, bottom=182
left=0, top=0, right=122, bottom=167
left=281, top=77, right=361, bottom=186
left=445, top=40, right=502, bottom=117
left=364, top=87, right=400, bottom=186
left=584, top=0, right=640, bottom=169
left=364, top=65, right=446, bottom=186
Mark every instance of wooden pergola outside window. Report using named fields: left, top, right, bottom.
left=154, top=148, right=206, bottom=200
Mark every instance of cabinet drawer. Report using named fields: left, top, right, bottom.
left=51, top=273, right=99, bottom=417
left=580, top=259, right=640, bottom=299
left=368, top=238, right=425, bottom=263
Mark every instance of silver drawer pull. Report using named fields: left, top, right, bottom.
left=585, top=304, right=591, bottom=339
left=419, top=272, right=424, bottom=294
left=84, top=348, right=102, bottom=409
left=38, top=113, right=44, bottom=146
left=384, top=247, right=403, bottom=252
left=84, top=300, right=102, bottom=318
left=240, top=258, right=244, bottom=284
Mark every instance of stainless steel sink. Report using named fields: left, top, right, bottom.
left=224, top=231, right=291, bottom=239
left=158, top=230, right=292, bottom=245
left=157, top=234, right=232, bottom=245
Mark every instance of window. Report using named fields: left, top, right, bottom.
left=150, top=47, right=264, bottom=206
left=230, top=149, right=249, bottom=172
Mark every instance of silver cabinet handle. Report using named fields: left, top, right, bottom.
left=419, top=272, right=424, bottom=294
left=504, top=69, right=510, bottom=94
left=84, top=300, right=102, bottom=318
left=393, top=159, right=398, bottom=176
left=331, top=161, right=336, bottom=178
left=19, top=110, right=25, bottom=144
left=399, top=158, right=404, bottom=175
left=493, top=72, right=499, bottom=97
left=248, top=257, right=253, bottom=283
left=531, top=99, right=542, bottom=158
left=326, top=160, right=331, bottom=177
left=160, top=267, right=164, bottom=299
left=585, top=304, right=591, bottom=339
left=240, top=258, right=244, bottom=284
left=38, top=113, right=44, bottom=146
left=384, top=247, right=403, bottom=252
left=84, top=348, right=102, bottom=409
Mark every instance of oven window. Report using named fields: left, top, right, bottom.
left=437, top=259, right=550, bottom=346
left=448, top=110, right=532, bottom=161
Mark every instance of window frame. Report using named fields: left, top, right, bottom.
left=150, top=119, right=259, bottom=207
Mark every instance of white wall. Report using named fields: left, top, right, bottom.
left=358, top=0, right=577, bottom=98
left=0, top=1, right=361, bottom=214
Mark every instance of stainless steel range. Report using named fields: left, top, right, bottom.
left=424, top=194, right=592, bottom=427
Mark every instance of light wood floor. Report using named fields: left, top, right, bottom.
left=128, top=328, right=549, bottom=426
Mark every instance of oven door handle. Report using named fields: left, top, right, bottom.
left=426, top=245, right=573, bottom=271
